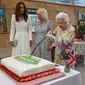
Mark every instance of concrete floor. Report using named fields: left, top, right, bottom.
left=0, top=48, right=12, bottom=58
left=0, top=48, right=85, bottom=85
left=76, top=64, right=85, bottom=85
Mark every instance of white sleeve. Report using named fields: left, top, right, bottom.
left=28, top=15, right=32, bottom=40
left=10, top=15, right=16, bottom=41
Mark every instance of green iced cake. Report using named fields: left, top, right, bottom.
left=15, top=56, right=41, bottom=65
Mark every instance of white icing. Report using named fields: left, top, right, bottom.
left=1, top=56, right=55, bottom=77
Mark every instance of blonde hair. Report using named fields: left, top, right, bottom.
left=37, top=8, right=48, bottom=20
left=55, top=12, right=70, bottom=25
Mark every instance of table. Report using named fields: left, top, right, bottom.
left=0, top=65, right=82, bottom=85
left=42, top=65, right=82, bottom=85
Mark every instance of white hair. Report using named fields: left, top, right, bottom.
left=37, top=8, right=48, bottom=20
left=55, top=12, right=70, bottom=25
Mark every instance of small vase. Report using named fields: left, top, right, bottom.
left=64, top=64, right=70, bottom=73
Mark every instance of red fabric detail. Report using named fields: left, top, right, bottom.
left=0, top=64, right=60, bottom=82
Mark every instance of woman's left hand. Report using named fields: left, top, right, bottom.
left=29, top=40, right=32, bottom=47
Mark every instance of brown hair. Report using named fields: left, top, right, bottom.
left=15, top=2, right=28, bottom=22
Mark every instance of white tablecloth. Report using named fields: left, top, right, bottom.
left=42, top=65, right=82, bottom=85
left=0, top=65, right=82, bottom=85
left=74, top=41, right=85, bottom=65
left=74, top=41, right=85, bottom=55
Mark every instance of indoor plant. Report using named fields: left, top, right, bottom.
left=78, top=20, right=85, bottom=40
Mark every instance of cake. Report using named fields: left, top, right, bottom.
left=0, top=55, right=60, bottom=82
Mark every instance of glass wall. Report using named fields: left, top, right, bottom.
left=33, top=0, right=85, bottom=7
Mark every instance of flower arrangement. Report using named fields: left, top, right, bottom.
left=59, top=41, right=71, bottom=60
left=58, top=40, right=76, bottom=72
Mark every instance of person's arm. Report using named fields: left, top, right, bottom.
left=67, top=30, right=75, bottom=42
left=10, top=15, right=16, bottom=46
left=64, top=26, right=75, bottom=43
left=10, top=15, right=15, bottom=41
left=27, top=15, right=33, bottom=47
left=48, top=20, right=53, bottom=30
left=46, top=24, right=58, bottom=40
left=47, top=20, right=53, bottom=34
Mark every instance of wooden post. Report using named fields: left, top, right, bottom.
left=0, top=0, right=1, bottom=4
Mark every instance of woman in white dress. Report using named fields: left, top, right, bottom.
left=10, top=2, right=32, bottom=56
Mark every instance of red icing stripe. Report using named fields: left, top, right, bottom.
left=0, top=64, right=60, bottom=82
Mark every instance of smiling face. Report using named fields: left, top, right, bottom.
left=15, top=2, right=26, bottom=16
left=20, top=4, right=25, bottom=15
left=15, top=2, right=27, bottom=22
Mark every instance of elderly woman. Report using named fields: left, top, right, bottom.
left=47, top=12, right=75, bottom=64
left=34, top=8, right=53, bottom=61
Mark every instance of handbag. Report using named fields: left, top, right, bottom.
left=13, top=39, right=18, bottom=47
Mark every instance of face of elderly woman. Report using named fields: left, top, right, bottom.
left=57, top=18, right=67, bottom=30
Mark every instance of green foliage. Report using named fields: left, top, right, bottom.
left=61, top=52, right=69, bottom=59
left=78, top=20, right=85, bottom=33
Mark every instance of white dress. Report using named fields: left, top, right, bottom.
left=10, top=15, right=32, bottom=56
